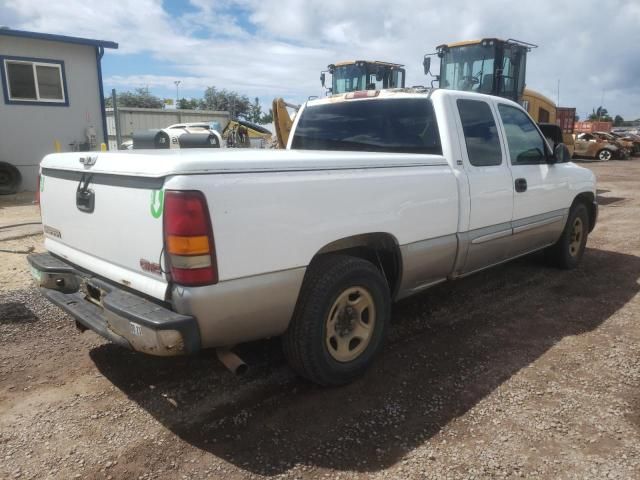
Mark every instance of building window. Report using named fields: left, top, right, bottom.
left=1, top=56, right=68, bottom=105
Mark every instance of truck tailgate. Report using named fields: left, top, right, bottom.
left=39, top=167, right=168, bottom=300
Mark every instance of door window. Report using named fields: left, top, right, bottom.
left=498, top=104, right=547, bottom=164
left=457, top=99, right=502, bottom=166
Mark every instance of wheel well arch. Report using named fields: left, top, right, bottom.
left=313, top=233, right=403, bottom=296
left=571, top=191, right=596, bottom=232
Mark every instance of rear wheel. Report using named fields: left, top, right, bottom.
left=546, top=203, right=589, bottom=269
left=597, top=149, right=612, bottom=161
left=283, top=255, right=390, bottom=386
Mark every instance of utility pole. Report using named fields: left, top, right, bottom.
left=111, top=89, right=122, bottom=149
left=174, top=80, right=181, bottom=107
left=557, top=79, right=560, bottom=106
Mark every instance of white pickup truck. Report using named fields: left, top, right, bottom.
left=28, top=88, right=597, bottom=385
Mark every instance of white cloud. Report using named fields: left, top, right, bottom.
left=1, top=0, right=639, bottom=118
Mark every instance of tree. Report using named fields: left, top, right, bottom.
left=614, top=115, right=624, bottom=126
left=199, top=86, right=251, bottom=119
left=105, top=87, right=164, bottom=109
left=588, top=106, right=612, bottom=122
left=260, top=108, right=274, bottom=124
left=177, top=98, right=199, bottom=110
left=249, top=97, right=263, bottom=123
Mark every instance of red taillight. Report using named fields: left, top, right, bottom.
left=163, top=190, right=218, bottom=286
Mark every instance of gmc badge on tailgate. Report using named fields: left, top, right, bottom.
left=79, top=155, right=97, bottom=167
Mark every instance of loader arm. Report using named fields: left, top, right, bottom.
left=273, top=98, right=299, bottom=148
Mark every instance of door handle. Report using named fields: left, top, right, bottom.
left=515, top=178, right=527, bottom=193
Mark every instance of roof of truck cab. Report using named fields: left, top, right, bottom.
left=304, top=87, right=522, bottom=109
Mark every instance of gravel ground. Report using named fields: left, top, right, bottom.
left=0, top=160, right=639, bottom=480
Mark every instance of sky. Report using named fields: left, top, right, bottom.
left=1, top=0, right=639, bottom=119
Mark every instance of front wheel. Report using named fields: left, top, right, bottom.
left=597, top=149, right=613, bottom=161
left=283, top=255, right=390, bottom=386
left=546, top=203, right=590, bottom=269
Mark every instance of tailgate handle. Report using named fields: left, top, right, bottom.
left=76, top=174, right=95, bottom=213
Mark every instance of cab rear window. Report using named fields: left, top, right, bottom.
left=291, top=98, right=442, bottom=155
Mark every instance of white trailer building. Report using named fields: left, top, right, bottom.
left=0, top=28, right=117, bottom=192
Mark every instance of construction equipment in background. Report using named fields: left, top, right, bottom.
left=428, top=38, right=575, bottom=152
left=273, top=60, right=408, bottom=148
left=321, top=61, right=406, bottom=95
left=273, top=98, right=300, bottom=148
left=223, top=119, right=272, bottom=148
left=130, top=119, right=272, bottom=150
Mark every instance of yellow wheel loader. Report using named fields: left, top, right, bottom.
left=272, top=98, right=300, bottom=148
left=274, top=60, right=406, bottom=148
left=321, top=60, right=406, bottom=95
left=428, top=38, right=575, bottom=154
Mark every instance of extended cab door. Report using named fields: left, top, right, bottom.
left=453, top=97, right=515, bottom=274
left=496, top=103, right=570, bottom=257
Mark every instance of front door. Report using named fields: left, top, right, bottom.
left=454, top=97, right=514, bottom=273
left=496, top=103, right=570, bottom=257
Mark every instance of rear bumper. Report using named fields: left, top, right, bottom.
left=27, top=253, right=200, bottom=356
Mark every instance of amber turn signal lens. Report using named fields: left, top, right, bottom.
left=166, top=235, right=210, bottom=255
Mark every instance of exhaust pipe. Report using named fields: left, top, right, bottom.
left=216, top=348, right=248, bottom=376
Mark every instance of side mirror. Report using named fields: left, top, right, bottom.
left=423, top=56, right=431, bottom=75
left=553, top=143, right=570, bottom=163
left=320, top=72, right=326, bottom=88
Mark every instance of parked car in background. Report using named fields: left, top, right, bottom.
left=573, top=132, right=625, bottom=161
left=606, top=131, right=640, bottom=156
left=593, top=132, right=633, bottom=157
left=130, top=122, right=223, bottom=150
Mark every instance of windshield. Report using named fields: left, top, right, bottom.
left=332, top=65, right=367, bottom=94
left=439, top=43, right=527, bottom=101
left=291, top=98, right=442, bottom=155
left=440, top=44, right=496, bottom=95
left=331, top=64, right=405, bottom=94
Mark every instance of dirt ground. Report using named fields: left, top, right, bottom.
left=1, top=160, right=639, bottom=480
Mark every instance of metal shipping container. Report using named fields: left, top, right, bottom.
left=556, top=107, right=576, bottom=134
left=574, top=121, right=613, bottom=134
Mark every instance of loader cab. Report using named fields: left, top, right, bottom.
left=322, top=61, right=406, bottom=95
left=435, top=38, right=534, bottom=103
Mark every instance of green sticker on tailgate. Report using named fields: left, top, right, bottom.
left=150, top=190, right=164, bottom=218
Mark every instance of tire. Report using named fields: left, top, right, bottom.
left=0, top=162, right=21, bottom=195
left=597, top=149, right=612, bottom=161
left=546, top=203, right=589, bottom=269
left=283, top=254, right=390, bottom=386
